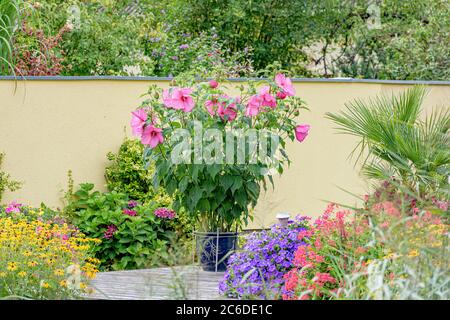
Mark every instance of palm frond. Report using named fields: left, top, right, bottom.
left=326, top=85, right=450, bottom=195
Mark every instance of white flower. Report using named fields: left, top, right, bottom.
left=122, top=65, right=142, bottom=76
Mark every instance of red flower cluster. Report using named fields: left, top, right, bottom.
left=153, top=207, right=176, bottom=219
left=282, top=203, right=367, bottom=300
left=122, top=209, right=137, bottom=217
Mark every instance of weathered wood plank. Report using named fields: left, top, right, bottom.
left=87, top=266, right=228, bottom=300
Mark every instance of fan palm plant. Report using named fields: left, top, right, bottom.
left=0, top=0, right=20, bottom=75
left=326, top=86, right=449, bottom=198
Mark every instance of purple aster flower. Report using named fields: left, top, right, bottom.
left=128, top=200, right=139, bottom=208
left=219, top=216, right=309, bottom=299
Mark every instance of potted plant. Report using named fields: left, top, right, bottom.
left=130, top=73, right=309, bottom=271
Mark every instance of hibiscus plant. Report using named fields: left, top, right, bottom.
left=131, top=74, right=309, bottom=232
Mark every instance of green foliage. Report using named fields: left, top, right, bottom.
left=139, top=76, right=307, bottom=232
left=105, top=138, right=170, bottom=204
left=66, top=183, right=178, bottom=270
left=326, top=86, right=450, bottom=197
left=168, top=0, right=310, bottom=73
left=21, top=0, right=157, bottom=76
left=0, top=152, right=22, bottom=203
left=104, top=137, right=194, bottom=237
left=10, top=0, right=448, bottom=79
left=145, top=30, right=254, bottom=78
left=0, top=0, right=20, bottom=74
left=169, top=0, right=450, bottom=80
left=333, top=0, right=450, bottom=80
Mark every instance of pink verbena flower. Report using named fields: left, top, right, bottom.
left=312, top=272, right=336, bottom=286
left=154, top=207, right=176, bottom=219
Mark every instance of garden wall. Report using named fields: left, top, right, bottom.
left=0, top=77, right=449, bottom=228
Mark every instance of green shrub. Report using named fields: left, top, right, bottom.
left=105, top=137, right=194, bottom=237
left=170, top=0, right=450, bottom=80
left=105, top=138, right=170, bottom=205
left=145, top=30, right=254, bottom=78
left=0, top=152, right=22, bottom=203
left=22, top=0, right=157, bottom=76
left=66, top=183, right=181, bottom=271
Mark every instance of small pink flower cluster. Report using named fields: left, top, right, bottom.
left=5, top=201, right=22, bottom=214
left=153, top=207, right=176, bottom=219
left=432, top=197, right=449, bottom=211
left=245, top=74, right=295, bottom=118
left=122, top=208, right=137, bottom=217
left=104, top=224, right=118, bottom=239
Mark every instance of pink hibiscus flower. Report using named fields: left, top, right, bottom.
left=205, top=95, right=239, bottom=121
left=258, top=86, right=277, bottom=108
left=275, top=73, right=295, bottom=97
left=295, top=124, right=310, bottom=142
left=245, top=94, right=262, bottom=117
left=141, top=125, right=164, bottom=148
left=163, top=87, right=195, bottom=112
left=205, top=97, right=219, bottom=116
left=217, top=96, right=238, bottom=122
left=130, top=109, right=148, bottom=137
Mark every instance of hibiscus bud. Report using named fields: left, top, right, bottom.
left=209, top=80, right=219, bottom=89
left=295, top=124, right=310, bottom=143
left=276, top=91, right=287, bottom=99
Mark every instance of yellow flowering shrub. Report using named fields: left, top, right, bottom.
left=0, top=217, right=101, bottom=299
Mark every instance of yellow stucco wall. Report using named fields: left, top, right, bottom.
left=0, top=79, right=448, bottom=228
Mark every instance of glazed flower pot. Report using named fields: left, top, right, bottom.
left=195, top=231, right=238, bottom=272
